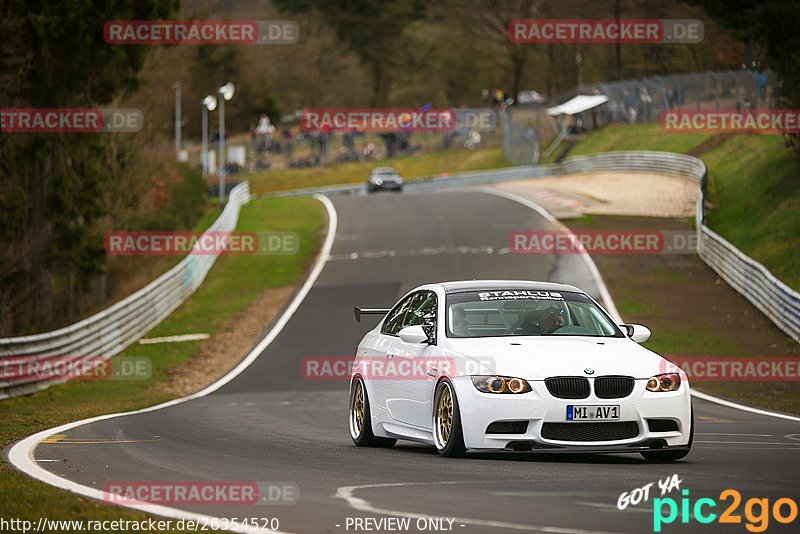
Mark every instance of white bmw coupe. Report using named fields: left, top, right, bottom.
left=349, top=280, right=692, bottom=461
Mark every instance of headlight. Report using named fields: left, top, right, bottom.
left=646, top=373, right=681, bottom=392
left=471, top=375, right=531, bottom=394
left=373, top=178, right=383, bottom=185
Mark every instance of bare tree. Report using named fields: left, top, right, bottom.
left=442, top=0, right=542, bottom=101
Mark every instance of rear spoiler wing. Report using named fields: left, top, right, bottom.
left=354, top=307, right=391, bottom=322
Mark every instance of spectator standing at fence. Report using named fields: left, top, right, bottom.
left=249, top=124, right=258, bottom=151
left=255, top=114, right=275, bottom=153
left=640, top=87, right=652, bottom=122
left=283, top=128, right=294, bottom=155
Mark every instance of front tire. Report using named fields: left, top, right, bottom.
left=641, top=406, right=693, bottom=462
left=349, top=377, right=396, bottom=447
left=433, top=379, right=466, bottom=457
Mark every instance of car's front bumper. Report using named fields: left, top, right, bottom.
left=367, top=181, right=402, bottom=191
left=451, top=376, right=692, bottom=452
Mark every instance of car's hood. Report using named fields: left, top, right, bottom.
left=444, top=336, right=665, bottom=380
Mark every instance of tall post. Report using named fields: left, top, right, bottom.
left=202, top=105, right=208, bottom=178
left=218, top=96, right=225, bottom=206
left=173, top=82, right=181, bottom=159
left=614, top=0, right=622, bottom=80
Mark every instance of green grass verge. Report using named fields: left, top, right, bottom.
left=702, top=135, right=800, bottom=290
left=569, top=122, right=715, bottom=156
left=0, top=196, right=324, bottom=532
left=247, top=146, right=507, bottom=195
left=570, top=123, right=800, bottom=290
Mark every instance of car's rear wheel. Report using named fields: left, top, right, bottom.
left=641, top=406, right=693, bottom=462
left=349, top=377, right=396, bottom=447
left=433, top=379, right=466, bottom=457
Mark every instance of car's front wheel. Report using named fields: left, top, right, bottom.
left=433, top=379, right=466, bottom=457
left=349, top=377, right=396, bottom=447
left=641, top=406, right=693, bottom=462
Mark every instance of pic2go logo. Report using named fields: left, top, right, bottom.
left=654, top=489, right=798, bottom=532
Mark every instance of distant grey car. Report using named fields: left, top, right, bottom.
left=367, top=167, right=403, bottom=193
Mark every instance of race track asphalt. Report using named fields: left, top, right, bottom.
left=32, top=191, right=800, bottom=533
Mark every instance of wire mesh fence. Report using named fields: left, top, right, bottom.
left=504, top=69, right=779, bottom=165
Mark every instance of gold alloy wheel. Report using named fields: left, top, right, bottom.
left=435, top=382, right=453, bottom=449
left=350, top=380, right=365, bottom=439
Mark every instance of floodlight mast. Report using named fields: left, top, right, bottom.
left=217, top=82, right=235, bottom=205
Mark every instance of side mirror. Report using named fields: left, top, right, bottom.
left=398, top=325, right=430, bottom=344
left=621, top=324, right=651, bottom=343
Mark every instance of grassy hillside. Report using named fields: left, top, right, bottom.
left=0, top=197, right=325, bottom=530
left=247, top=146, right=507, bottom=195
left=570, top=123, right=800, bottom=290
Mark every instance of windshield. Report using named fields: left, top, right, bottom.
left=446, top=290, right=624, bottom=338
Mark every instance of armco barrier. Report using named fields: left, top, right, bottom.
left=557, top=152, right=799, bottom=342
left=0, top=181, right=251, bottom=399
left=264, top=151, right=799, bottom=342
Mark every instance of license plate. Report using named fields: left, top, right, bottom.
left=566, top=405, right=620, bottom=421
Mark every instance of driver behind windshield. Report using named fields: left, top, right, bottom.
left=518, top=307, right=564, bottom=335
left=538, top=307, right=565, bottom=334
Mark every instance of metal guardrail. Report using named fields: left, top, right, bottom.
left=0, top=181, right=251, bottom=399
left=2, top=148, right=796, bottom=400
left=562, top=151, right=798, bottom=342
left=264, top=151, right=800, bottom=342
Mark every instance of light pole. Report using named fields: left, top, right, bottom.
left=201, top=95, right=217, bottom=178
left=172, top=82, right=181, bottom=159
left=217, top=82, right=235, bottom=205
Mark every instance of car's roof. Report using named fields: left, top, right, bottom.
left=437, top=280, right=583, bottom=294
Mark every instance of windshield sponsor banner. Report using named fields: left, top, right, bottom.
left=661, top=109, right=800, bottom=133
left=509, top=19, right=703, bottom=44
left=1, top=108, right=143, bottom=133
left=104, top=231, right=298, bottom=255
left=510, top=230, right=698, bottom=254
left=103, top=481, right=298, bottom=505
left=0, top=356, right=151, bottom=382
left=103, top=20, right=298, bottom=44
left=660, top=357, right=800, bottom=381
left=300, top=108, right=456, bottom=133
left=477, top=290, right=564, bottom=301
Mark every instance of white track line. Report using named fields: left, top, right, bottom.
left=6, top=194, right=338, bottom=534
left=480, top=187, right=800, bottom=424
left=480, top=188, right=621, bottom=322
left=690, top=390, right=800, bottom=423
left=335, top=482, right=626, bottom=534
